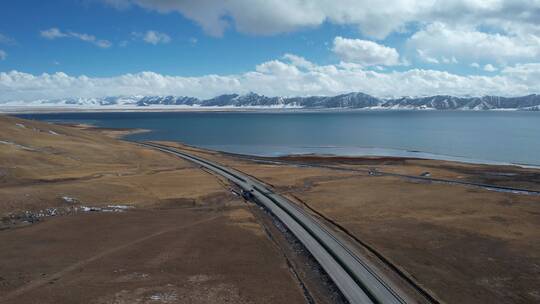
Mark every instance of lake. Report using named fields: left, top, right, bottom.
left=16, top=110, right=540, bottom=167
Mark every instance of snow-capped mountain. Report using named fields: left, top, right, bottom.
left=2, top=92, right=540, bottom=110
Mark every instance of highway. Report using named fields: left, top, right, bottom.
left=141, top=142, right=422, bottom=304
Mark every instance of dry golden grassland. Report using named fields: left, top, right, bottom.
left=0, top=116, right=309, bottom=304
left=2, top=115, right=539, bottom=304
left=160, top=141, right=540, bottom=304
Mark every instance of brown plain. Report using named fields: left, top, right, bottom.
left=0, top=115, right=307, bottom=304
left=1, top=115, right=539, bottom=304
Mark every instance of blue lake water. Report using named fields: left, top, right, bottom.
left=16, top=111, right=540, bottom=166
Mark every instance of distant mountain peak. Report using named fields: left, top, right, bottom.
left=3, top=92, right=540, bottom=111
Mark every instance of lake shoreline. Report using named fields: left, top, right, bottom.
left=14, top=110, right=540, bottom=168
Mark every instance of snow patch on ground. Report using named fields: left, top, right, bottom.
left=79, top=205, right=133, bottom=212
left=0, top=140, right=36, bottom=151
left=1, top=200, right=135, bottom=230
left=62, top=196, right=77, bottom=204
left=149, top=292, right=178, bottom=302
left=107, top=205, right=133, bottom=210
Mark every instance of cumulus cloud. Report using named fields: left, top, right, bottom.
left=2, top=54, right=540, bottom=102
left=502, top=63, right=540, bottom=84
left=40, top=28, right=112, bottom=48
left=441, top=56, right=458, bottom=64
left=94, top=0, right=540, bottom=74
left=98, top=0, right=540, bottom=69
left=282, top=53, right=315, bottom=69
left=103, top=0, right=326, bottom=37
left=332, top=37, right=401, bottom=66
left=101, top=0, right=540, bottom=40
left=417, top=49, right=439, bottom=64
left=484, top=64, right=498, bottom=72
left=0, top=50, right=6, bottom=61
left=408, top=22, right=540, bottom=64
left=133, top=30, right=171, bottom=44
left=40, top=28, right=68, bottom=39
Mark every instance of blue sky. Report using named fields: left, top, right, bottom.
left=1, top=0, right=353, bottom=76
left=1, top=1, right=539, bottom=101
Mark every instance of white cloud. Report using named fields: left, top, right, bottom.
left=417, top=49, right=439, bottom=64
left=441, top=56, right=458, bottom=64
left=332, top=37, right=400, bottom=66
left=470, top=62, right=480, bottom=68
left=104, top=0, right=326, bottom=37
left=282, top=53, right=315, bottom=69
left=40, top=28, right=112, bottom=48
left=408, top=22, right=540, bottom=64
left=0, top=33, right=15, bottom=45
left=255, top=60, right=300, bottom=76
left=97, top=1, right=540, bottom=68
left=2, top=54, right=540, bottom=102
left=133, top=30, right=171, bottom=45
left=502, top=63, right=540, bottom=85
left=484, top=64, right=498, bottom=72
left=102, top=0, right=540, bottom=40
left=40, top=28, right=68, bottom=39
left=0, top=50, right=6, bottom=61
left=70, top=32, right=112, bottom=48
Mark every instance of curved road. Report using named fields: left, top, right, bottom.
left=141, top=142, right=423, bottom=304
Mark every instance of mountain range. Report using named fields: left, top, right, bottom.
left=4, top=92, right=540, bottom=110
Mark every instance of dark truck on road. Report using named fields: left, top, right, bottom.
left=241, top=189, right=255, bottom=200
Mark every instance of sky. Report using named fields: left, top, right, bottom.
left=1, top=0, right=540, bottom=101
